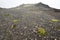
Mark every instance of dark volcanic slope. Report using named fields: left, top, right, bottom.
left=0, top=3, right=60, bottom=40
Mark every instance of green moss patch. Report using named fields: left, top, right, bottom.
left=37, top=27, right=47, bottom=36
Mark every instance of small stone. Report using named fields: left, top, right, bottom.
left=24, top=27, right=27, bottom=29
left=35, top=26, right=38, bottom=28
left=33, top=30, right=37, bottom=33
left=39, top=35, right=41, bottom=37
left=31, top=39, right=33, bottom=40
left=35, top=38, right=37, bottom=40
left=20, top=33, right=23, bottom=35
left=54, top=39, right=57, bottom=40
left=28, top=38, right=33, bottom=40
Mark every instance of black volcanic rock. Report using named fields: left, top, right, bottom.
left=0, top=2, right=60, bottom=40
left=35, top=2, right=50, bottom=8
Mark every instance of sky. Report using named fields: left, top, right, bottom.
left=0, top=0, right=60, bottom=9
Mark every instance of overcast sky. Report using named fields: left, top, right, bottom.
left=0, top=0, right=60, bottom=9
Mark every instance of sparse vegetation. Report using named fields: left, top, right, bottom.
left=11, top=24, right=16, bottom=29
left=50, top=19, right=60, bottom=23
left=12, top=19, right=20, bottom=23
left=37, top=27, right=47, bottom=36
